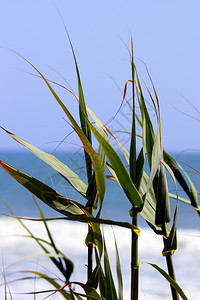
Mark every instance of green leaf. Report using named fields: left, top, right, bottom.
left=86, top=106, right=108, bottom=210
left=5, top=199, right=74, bottom=282
left=103, top=238, right=118, bottom=300
left=0, top=160, right=83, bottom=216
left=163, top=150, right=199, bottom=210
left=129, top=41, right=137, bottom=185
left=140, top=172, right=170, bottom=234
left=75, top=129, right=105, bottom=205
left=33, top=197, right=74, bottom=280
left=0, top=127, right=88, bottom=197
left=21, top=270, right=73, bottom=299
left=68, top=36, right=92, bottom=183
left=113, top=231, right=123, bottom=300
left=0, top=160, right=104, bottom=255
left=85, top=222, right=103, bottom=256
left=67, top=33, right=92, bottom=145
left=155, top=163, right=171, bottom=227
left=136, top=71, right=155, bottom=168
left=162, top=205, right=178, bottom=256
left=68, top=282, right=102, bottom=300
left=142, top=263, right=188, bottom=300
left=135, top=147, right=145, bottom=190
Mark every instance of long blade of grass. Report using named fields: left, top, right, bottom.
left=4, top=213, right=140, bottom=234
left=0, top=160, right=104, bottom=255
left=163, top=150, right=199, bottom=211
left=67, top=33, right=92, bottom=183
left=86, top=106, right=108, bottom=211
left=33, top=197, right=74, bottom=281
left=113, top=231, right=123, bottom=300
left=129, top=39, right=137, bottom=185
left=33, top=197, right=61, bottom=256
left=142, top=263, right=188, bottom=300
left=54, top=281, right=102, bottom=300
left=21, top=270, right=73, bottom=299
left=0, top=160, right=83, bottom=216
left=103, top=238, right=118, bottom=300
left=0, top=127, right=87, bottom=198
left=4, top=200, right=73, bottom=281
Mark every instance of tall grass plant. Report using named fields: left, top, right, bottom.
left=0, top=35, right=199, bottom=299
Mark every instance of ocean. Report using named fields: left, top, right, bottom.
left=0, top=151, right=200, bottom=299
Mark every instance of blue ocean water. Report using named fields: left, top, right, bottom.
left=0, top=151, right=200, bottom=229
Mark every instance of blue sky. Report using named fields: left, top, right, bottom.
left=1, top=0, right=200, bottom=153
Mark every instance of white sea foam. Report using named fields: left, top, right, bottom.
left=0, top=218, right=200, bottom=299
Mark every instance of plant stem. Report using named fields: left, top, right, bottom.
left=131, top=215, right=139, bottom=300
left=87, top=224, right=93, bottom=279
left=87, top=223, right=93, bottom=300
left=162, top=225, right=179, bottom=300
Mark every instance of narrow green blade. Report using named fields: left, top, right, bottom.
left=163, top=150, right=199, bottom=210
left=22, top=271, right=73, bottom=299
left=0, top=160, right=83, bottom=216
left=1, top=127, right=87, bottom=197
left=129, top=40, right=137, bottom=185
left=68, top=35, right=92, bottom=183
left=103, top=238, right=118, bottom=300
left=143, top=263, right=188, bottom=300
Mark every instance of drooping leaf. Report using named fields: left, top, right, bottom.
left=0, top=160, right=83, bottom=216
left=1, top=160, right=104, bottom=255
left=142, top=263, right=188, bottom=300
left=34, top=197, right=74, bottom=280
left=5, top=199, right=74, bottom=282
left=163, top=150, right=199, bottom=211
left=0, top=127, right=87, bottom=197
left=67, top=281, right=102, bottom=300
left=20, top=270, right=73, bottom=299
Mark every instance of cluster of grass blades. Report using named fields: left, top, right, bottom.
left=0, top=36, right=199, bottom=299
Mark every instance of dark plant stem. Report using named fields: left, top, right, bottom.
left=87, top=220, right=93, bottom=300
left=162, top=225, right=179, bottom=300
left=87, top=224, right=93, bottom=279
left=131, top=215, right=139, bottom=300
left=87, top=205, right=93, bottom=280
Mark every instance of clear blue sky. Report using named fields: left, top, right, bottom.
left=1, top=0, right=200, bottom=153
